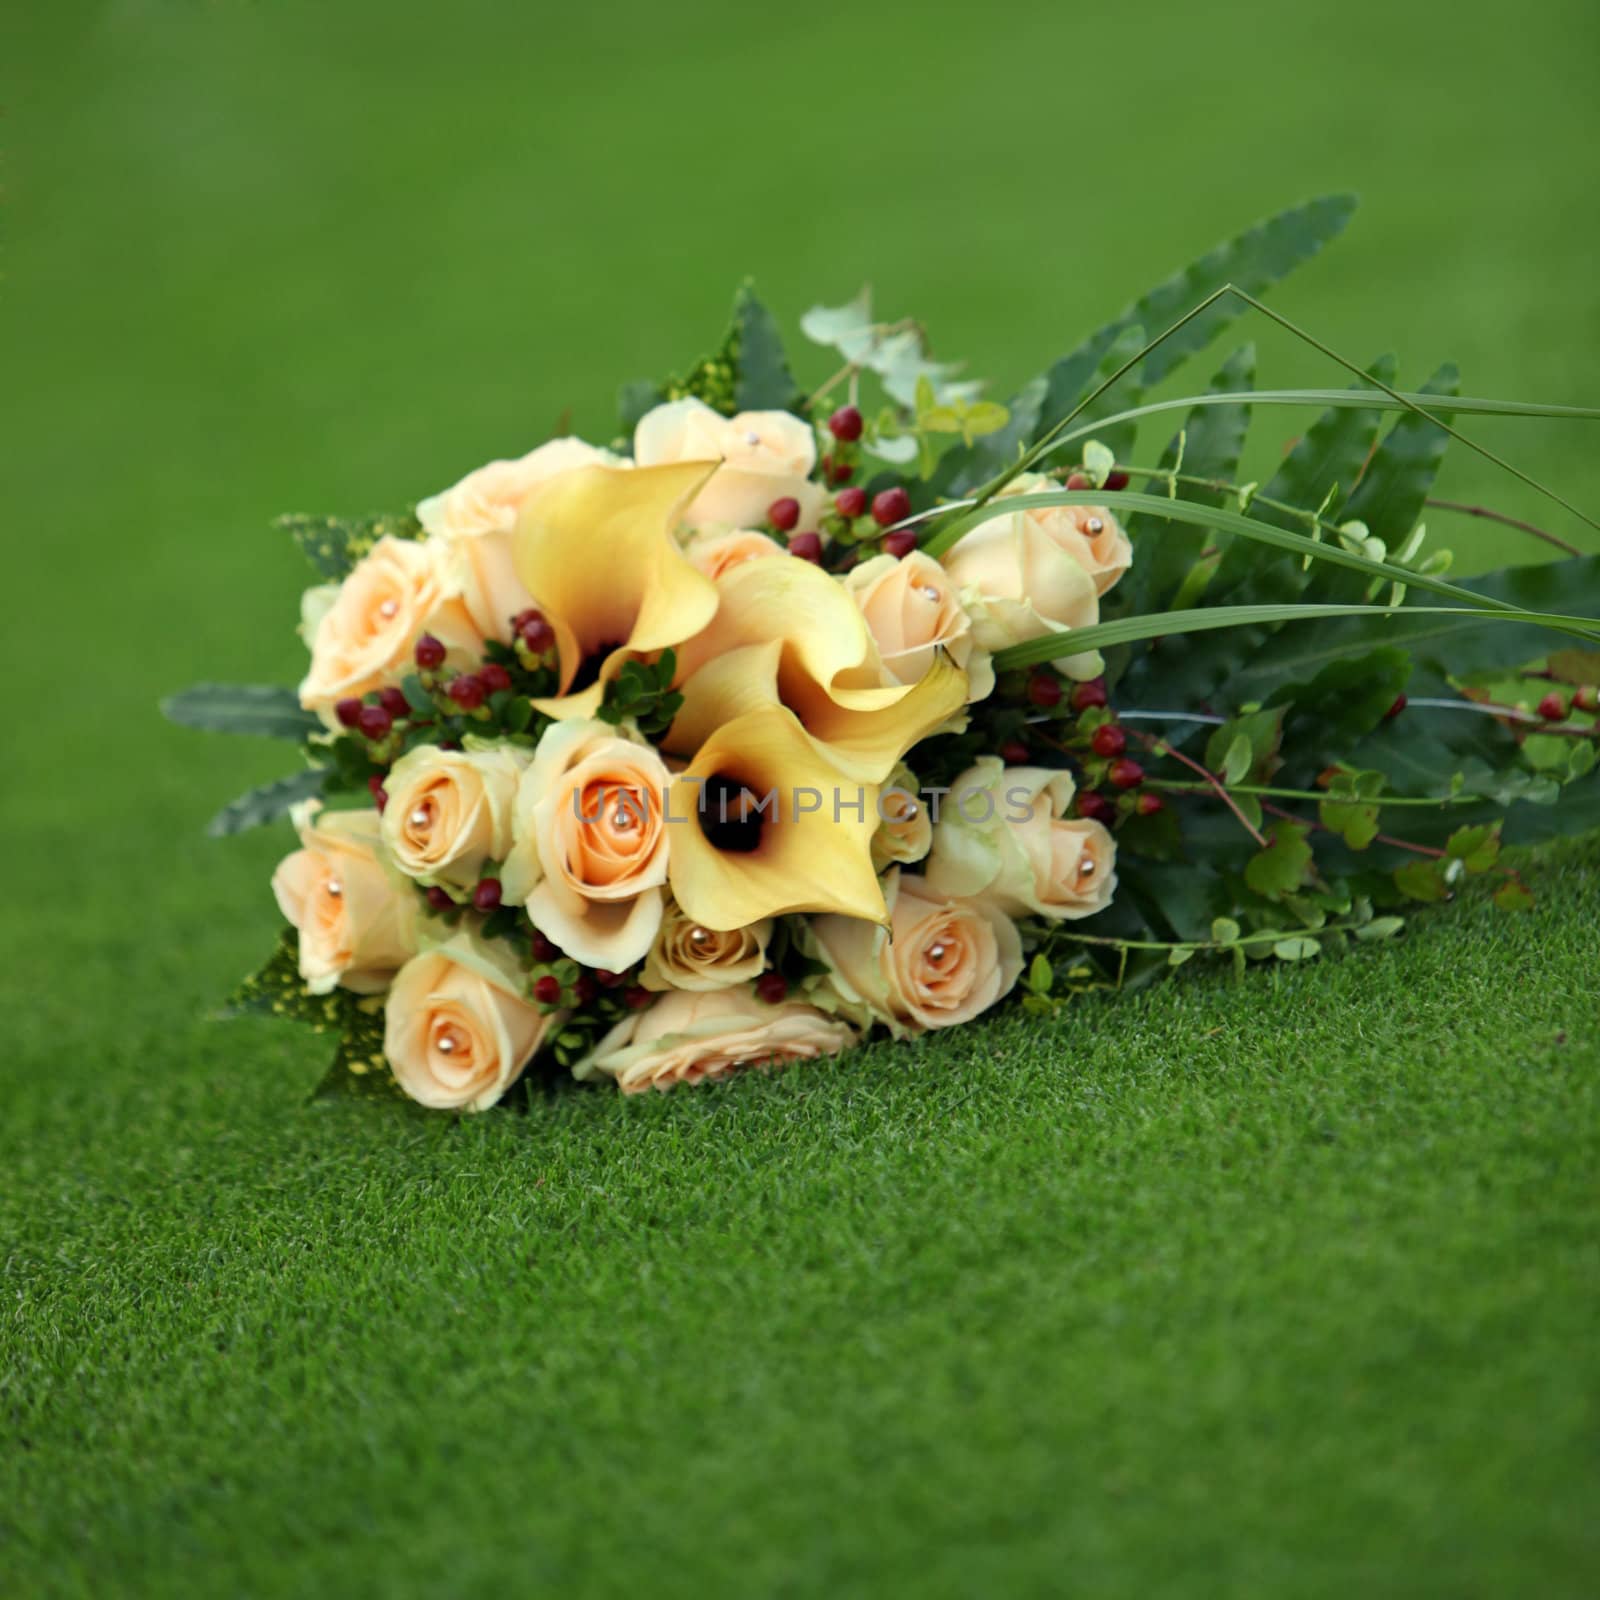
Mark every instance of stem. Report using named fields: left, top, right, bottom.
left=1425, top=498, right=1581, bottom=558
left=1144, top=736, right=1267, bottom=847
left=1052, top=917, right=1375, bottom=954
left=1149, top=780, right=1461, bottom=809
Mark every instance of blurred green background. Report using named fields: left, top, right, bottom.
left=4, top=2, right=1598, bottom=1595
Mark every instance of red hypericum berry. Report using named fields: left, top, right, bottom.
left=788, top=531, right=824, bottom=564
left=414, top=633, right=446, bottom=670
left=871, top=486, right=913, bottom=527
left=426, top=886, right=454, bottom=912
left=472, top=878, right=502, bottom=913
left=756, top=971, right=789, bottom=1004
left=828, top=404, right=864, bottom=442
left=1537, top=691, right=1569, bottom=721
left=448, top=673, right=485, bottom=709
left=1090, top=724, right=1127, bottom=758
left=999, top=739, right=1031, bottom=765
left=1065, top=471, right=1091, bottom=492
left=533, top=974, right=562, bottom=1007
left=624, top=985, right=652, bottom=1011
left=378, top=686, right=410, bottom=719
left=823, top=455, right=855, bottom=485
left=1105, top=469, right=1130, bottom=492
left=1386, top=694, right=1408, bottom=720
left=367, top=774, right=387, bottom=800
left=1070, top=679, right=1109, bottom=712
left=594, top=968, right=625, bottom=988
left=335, top=697, right=364, bottom=729
left=1135, top=791, right=1165, bottom=816
left=369, top=783, right=388, bottom=813
left=1027, top=669, right=1063, bottom=710
left=529, top=930, right=557, bottom=961
left=1077, top=792, right=1115, bottom=823
left=883, top=528, right=918, bottom=559
left=357, top=705, right=393, bottom=740
left=573, top=975, right=598, bottom=1005
left=518, top=615, right=555, bottom=654
left=834, top=486, right=868, bottom=519
left=1108, top=757, right=1145, bottom=790
left=479, top=662, right=513, bottom=694
left=768, top=496, right=801, bottom=532
left=1574, top=685, right=1599, bottom=713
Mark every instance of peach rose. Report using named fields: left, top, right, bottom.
left=417, top=438, right=626, bottom=639
left=634, top=397, right=825, bottom=532
left=380, top=745, right=527, bottom=892
left=271, top=802, right=418, bottom=993
left=639, top=901, right=773, bottom=992
left=923, top=757, right=1117, bottom=920
left=384, top=935, right=555, bottom=1112
left=986, top=473, right=1132, bottom=595
left=807, top=869, right=1022, bottom=1037
left=578, top=984, right=858, bottom=1094
left=299, top=536, right=483, bottom=715
left=684, top=528, right=788, bottom=580
left=844, top=551, right=994, bottom=701
left=872, top=764, right=933, bottom=871
left=500, top=720, right=671, bottom=971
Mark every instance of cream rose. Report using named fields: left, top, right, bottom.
left=639, top=901, right=773, bottom=992
left=578, top=984, right=857, bottom=1094
left=417, top=437, right=627, bottom=639
left=684, top=528, right=788, bottom=580
left=634, top=397, right=825, bottom=532
left=807, top=869, right=1022, bottom=1037
left=986, top=472, right=1132, bottom=595
left=381, top=745, right=527, bottom=892
left=501, top=720, right=671, bottom=971
left=845, top=551, right=995, bottom=701
left=872, top=764, right=933, bottom=871
left=384, top=935, right=555, bottom=1112
left=271, top=802, right=418, bottom=994
left=299, top=536, right=483, bottom=715
left=923, top=757, right=1117, bottom=920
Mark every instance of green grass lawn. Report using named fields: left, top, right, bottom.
left=4, top=1, right=1599, bottom=1593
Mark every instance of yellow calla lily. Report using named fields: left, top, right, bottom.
left=666, top=702, right=888, bottom=931
left=512, top=461, right=722, bottom=719
left=666, top=555, right=968, bottom=781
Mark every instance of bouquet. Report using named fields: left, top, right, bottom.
left=166, top=194, right=1600, bottom=1110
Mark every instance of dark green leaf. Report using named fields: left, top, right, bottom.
left=205, top=767, right=326, bottom=837
left=162, top=683, right=319, bottom=740
left=1244, top=823, right=1315, bottom=900
left=1039, top=324, right=1146, bottom=466
left=731, top=284, right=802, bottom=412
left=1124, top=344, right=1256, bottom=613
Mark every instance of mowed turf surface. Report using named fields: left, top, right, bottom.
left=4, top=1, right=1599, bottom=1594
